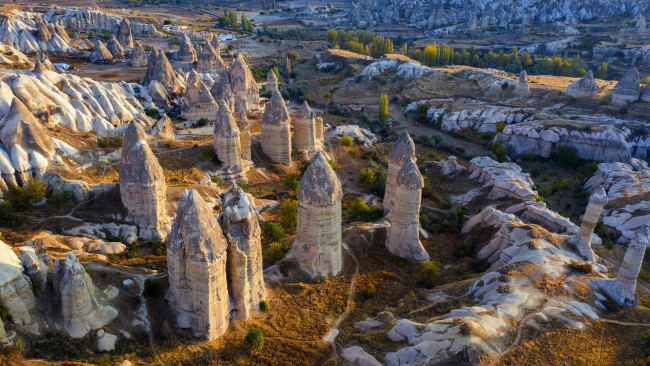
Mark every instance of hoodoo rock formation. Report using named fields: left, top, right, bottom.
left=178, top=35, right=197, bottom=62
left=142, top=48, right=180, bottom=94
left=196, top=42, right=224, bottom=73
left=219, top=184, right=266, bottom=320
left=130, top=41, right=147, bottom=67
left=115, top=17, right=133, bottom=48
left=57, top=252, right=118, bottom=338
left=293, top=101, right=319, bottom=154
left=36, top=52, right=56, bottom=71
left=90, top=40, right=112, bottom=63
left=261, top=90, right=292, bottom=165
left=210, top=71, right=235, bottom=111
left=612, top=67, right=641, bottom=106
left=266, top=69, right=278, bottom=92
left=119, top=121, right=171, bottom=241
left=596, top=226, right=648, bottom=306
left=181, top=70, right=219, bottom=123
left=166, top=189, right=229, bottom=340
left=0, top=240, right=39, bottom=334
left=229, top=53, right=260, bottom=112
left=515, top=70, right=530, bottom=96
left=386, top=158, right=430, bottom=263
left=237, top=109, right=252, bottom=161
left=384, top=132, right=416, bottom=214
left=572, top=186, right=607, bottom=262
left=106, top=35, right=124, bottom=59
left=292, top=151, right=343, bottom=279
left=566, top=70, right=599, bottom=98
left=152, top=114, right=175, bottom=140
left=214, top=101, right=243, bottom=180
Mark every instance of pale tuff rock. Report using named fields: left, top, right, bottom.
left=34, top=17, right=52, bottom=43
left=293, top=101, right=319, bottom=153
left=515, top=70, right=530, bottom=96
left=106, top=35, right=124, bottom=59
left=266, top=70, right=278, bottom=92
left=196, top=41, right=224, bottom=73
left=293, top=151, right=343, bottom=278
left=573, top=186, right=608, bottom=262
left=178, top=35, right=197, bottom=62
left=214, top=101, right=242, bottom=171
left=386, top=159, right=429, bottom=263
left=315, top=116, right=324, bottom=146
left=36, top=52, right=56, bottom=71
left=130, top=41, right=147, bottom=67
left=115, top=17, right=133, bottom=48
left=152, top=114, right=175, bottom=140
left=261, top=90, right=292, bottom=165
left=326, top=125, right=377, bottom=147
left=0, top=97, right=55, bottom=184
left=90, top=40, right=113, bottom=63
left=0, top=9, right=80, bottom=54
left=595, top=226, right=648, bottom=306
left=612, top=67, right=641, bottom=106
left=142, top=48, right=181, bottom=94
left=229, top=53, right=260, bottom=111
left=20, top=245, right=51, bottom=290
left=359, top=55, right=441, bottom=81
left=384, top=132, right=416, bottom=214
left=148, top=80, right=171, bottom=109
left=566, top=70, right=599, bottom=98
left=58, top=252, right=117, bottom=338
left=434, top=156, right=466, bottom=176
left=210, top=36, right=221, bottom=52
left=119, top=121, right=171, bottom=241
left=0, top=240, right=39, bottom=334
left=181, top=70, right=219, bottom=123
left=219, top=184, right=266, bottom=320
left=341, top=346, right=383, bottom=366
left=32, top=58, right=50, bottom=74
left=55, top=8, right=159, bottom=37
left=584, top=162, right=650, bottom=200
left=237, top=110, right=252, bottom=161
left=97, top=329, right=118, bottom=352
left=210, top=71, right=235, bottom=111
left=166, top=189, right=229, bottom=340
left=468, top=157, right=537, bottom=201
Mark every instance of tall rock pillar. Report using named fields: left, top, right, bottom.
left=261, top=90, right=292, bottom=165
left=384, top=132, right=416, bottom=214
left=575, top=186, right=607, bottom=261
left=292, top=101, right=317, bottom=154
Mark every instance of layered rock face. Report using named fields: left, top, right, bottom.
left=58, top=252, right=117, bottom=338
left=55, top=9, right=159, bottom=36
left=293, top=151, right=343, bottom=278
left=90, top=40, right=112, bottom=63
left=166, top=189, right=229, bottom=340
left=384, top=132, right=416, bottom=214
left=386, top=159, right=429, bottom=263
left=468, top=157, right=537, bottom=201
left=196, top=42, right=224, bottom=73
left=292, top=101, right=319, bottom=153
left=142, top=48, right=180, bottom=94
left=0, top=240, right=39, bottom=334
left=261, top=91, right=292, bottom=165
left=229, top=53, right=260, bottom=111
left=152, top=114, right=174, bottom=140
left=595, top=226, right=648, bottom=306
left=210, top=71, right=235, bottom=111
left=115, top=18, right=133, bottom=48
left=119, top=121, right=171, bottom=241
left=130, top=42, right=147, bottom=67
left=181, top=70, right=219, bottom=123
left=573, top=186, right=607, bottom=262
left=219, top=184, right=266, bottom=320
left=515, top=70, right=529, bottom=96
left=214, top=101, right=242, bottom=172
left=566, top=70, right=599, bottom=98
left=237, top=110, right=252, bottom=161
left=266, top=70, right=278, bottom=92
left=612, top=67, right=641, bottom=106
left=178, top=35, right=197, bottom=62
left=107, top=35, right=124, bottom=59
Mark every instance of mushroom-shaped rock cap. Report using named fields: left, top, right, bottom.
left=297, top=151, right=342, bottom=206
left=614, top=67, right=641, bottom=94
left=295, top=100, right=313, bottom=119
left=519, top=70, right=527, bottom=81
left=169, top=189, right=226, bottom=255
left=590, top=185, right=608, bottom=205
left=633, top=226, right=650, bottom=247
left=388, top=131, right=416, bottom=164
left=262, top=90, right=290, bottom=125
left=396, top=158, right=424, bottom=189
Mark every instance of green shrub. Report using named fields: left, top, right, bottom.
left=259, top=300, right=269, bottom=312
left=262, top=222, right=285, bottom=242
left=340, top=135, right=353, bottom=147
left=358, top=168, right=376, bottom=190
left=145, top=108, right=160, bottom=119
left=201, top=146, right=216, bottom=159
left=197, top=118, right=210, bottom=127
left=348, top=149, right=359, bottom=157
left=48, top=191, right=72, bottom=209
left=551, top=145, right=581, bottom=169
left=496, top=121, right=506, bottom=131
left=245, top=326, right=264, bottom=350
left=0, top=202, right=25, bottom=227
left=124, top=245, right=139, bottom=259
left=10, top=179, right=48, bottom=210
left=417, top=260, right=441, bottom=287
left=85, top=266, right=95, bottom=278
left=97, top=137, right=124, bottom=148
left=279, top=199, right=298, bottom=231
left=472, top=76, right=479, bottom=84
left=211, top=176, right=221, bottom=184
left=283, top=173, right=300, bottom=191
left=359, top=283, right=376, bottom=299
left=348, top=197, right=382, bottom=221
left=263, top=241, right=290, bottom=262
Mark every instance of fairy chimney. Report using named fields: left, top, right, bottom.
left=142, top=48, right=180, bottom=94
left=292, top=101, right=319, bottom=153
left=384, top=132, right=416, bottom=214
left=130, top=42, right=147, bottom=67
left=181, top=69, right=219, bottom=123
left=196, top=41, right=224, bottom=73
left=261, top=90, right=292, bottom=165
left=266, top=69, right=278, bottom=92
left=237, top=109, right=252, bottom=161
left=566, top=70, right=599, bottom=98
left=116, top=17, right=133, bottom=48
left=574, top=186, right=607, bottom=262
left=612, top=67, right=641, bottom=106
left=210, top=71, right=235, bottom=111
left=90, top=40, right=113, bottom=63
left=515, top=70, right=529, bottom=96
left=229, top=53, right=260, bottom=111
left=106, top=35, right=124, bottom=59
left=178, top=35, right=197, bottom=62
left=214, top=101, right=242, bottom=171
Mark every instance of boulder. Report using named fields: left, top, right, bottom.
left=90, top=40, right=113, bottom=63
left=612, top=67, right=641, bottom=106
left=566, top=70, right=599, bottom=98
left=152, top=114, right=174, bottom=140
left=130, top=41, right=147, bottom=67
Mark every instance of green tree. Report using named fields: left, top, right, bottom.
left=339, top=135, right=353, bottom=147
left=245, top=326, right=264, bottom=350
left=326, top=29, right=337, bottom=44
left=400, top=43, right=408, bottom=55
left=218, top=10, right=238, bottom=29
left=241, top=13, right=254, bottom=32
left=279, top=199, right=298, bottom=231
left=262, top=222, right=285, bottom=242
left=423, top=44, right=437, bottom=66
left=597, top=62, right=608, bottom=80
left=378, top=94, right=389, bottom=126
left=369, top=36, right=393, bottom=58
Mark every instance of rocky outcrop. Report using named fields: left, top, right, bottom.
left=584, top=162, right=650, bottom=200
left=90, top=40, right=112, bottom=63
left=152, top=114, right=174, bottom=140
left=106, top=35, right=124, bottom=59
left=515, top=70, right=529, bottom=96
left=595, top=226, right=648, bottom=306
left=130, top=41, right=147, bottom=67
left=573, top=186, right=607, bottom=262
left=433, top=156, right=466, bottom=176
left=266, top=70, right=278, bottom=92
left=219, top=184, right=266, bottom=320
left=468, top=157, right=537, bottom=201
left=326, top=125, right=377, bottom=147
left=566, top=70, right=599, bottom=98
left=292, top=101, right=319, bottom=154
left=229, top=53, right=260, bottom=112
left=384, top=132, right=416, bottom=214
left=0, top=240, right=39, bottom=334
left=196, top=42, right=224, bottom=73
left=214, top=101, right=242, bottom=173
left=142, top=48, right=181, bottom=94
left=261, top=90, right=292, bottom=165
left=181, top=70, right=219, bottom=123
left=115, top=18, right=133, bottom=48
left=359, top=54, right=441, bottom=81
left=119, top=121, right=171, bottom=241
left=386, top=159, right=429, bottom=263
left=178, top=35, right=197, bottom=62
left=612, top=67, right=641, bottom=106
left=292, top=151, right=343, bottom=278
left=36, top=52, right=55, bottom=71
left=166, top=189, right=229, bottom=340
left=57, top=252, right=118, bottom=338
left=210, top=71, right=235, bottom=111
left=54, top=9, right=159, bottom=36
